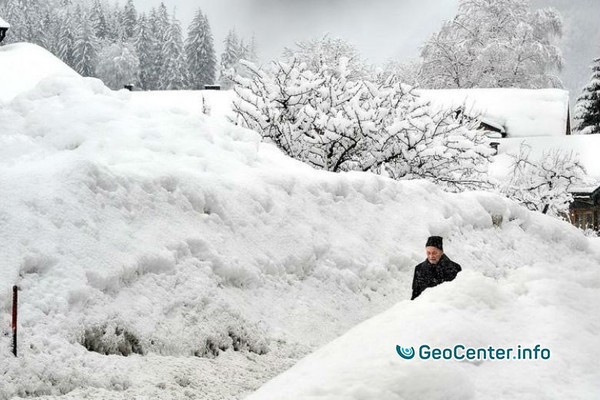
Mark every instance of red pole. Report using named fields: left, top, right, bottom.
left=12, top=285, right=18, bottom=357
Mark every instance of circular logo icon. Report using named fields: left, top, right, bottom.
left=396, top=345, right=415, bottom=359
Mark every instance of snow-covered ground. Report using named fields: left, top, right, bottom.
left=1, top=44, right=599, bottom=400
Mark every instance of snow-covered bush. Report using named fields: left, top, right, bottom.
left=95, top=42, right=140, bottom=90
left=230, top=58, right=494, bottom=192
left=500, top=143, right=586, bottom=218
left=574, top=57, right=600, bottom=135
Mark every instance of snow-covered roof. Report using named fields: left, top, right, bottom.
left=416, top=88, right=570, bottom=138
left=0, top=17, right=9, bottom=28
left=488, top=134, right=600, bottom=184
left=0, top=43, right=78, bottom=103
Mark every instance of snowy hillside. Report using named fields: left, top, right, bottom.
left=0, top=44, right=599, bottom=400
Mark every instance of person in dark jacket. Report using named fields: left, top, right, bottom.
left=411, top=236, right=461, bottom=300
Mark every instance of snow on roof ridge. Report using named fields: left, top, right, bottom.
left=415, top=87, right=569, bottom=138
left=0, top=16, right=10, bottom=28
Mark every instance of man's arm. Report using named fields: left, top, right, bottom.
left=411, top=266, right=421, bottom=300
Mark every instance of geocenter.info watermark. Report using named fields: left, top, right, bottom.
left=396, top=344, right=551, bottom=360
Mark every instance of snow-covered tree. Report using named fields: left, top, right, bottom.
left=56, top=10, right=77, bottom=68
left=231, top=58, right=494, bottom=191
left=420, top=0, right=563, bottom=89
left=89, top=0, right=109, bottom=41
left=185, top=9, right=217, bottom=89
left=122, top=0, right=138, bottom=40
left=219, top=29, right=241, bottom=89
left=134, top=14, right=157, bottom=90
left=501, top=143, right=586, bottom=218
left=95, top=42, right=140, bottom=90
left=282, top=35, right=371, bottom=80
left=158, top=15, right=187, bottom=90
left=73, top=14, right=100, bottom=77
left=574, top=57, right=600, bottom=134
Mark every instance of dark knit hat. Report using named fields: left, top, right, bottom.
left=426, top=236, right=443, bottom=251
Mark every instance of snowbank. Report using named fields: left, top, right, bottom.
left=130, top=89, right=234, bottom=121
left=0, top=48, right=598, bottom=399
left=0, top=43, right=78, bottom=104
left=417, top=88, right=570, bottom=138
left=247, top=223, right=600, bottom=399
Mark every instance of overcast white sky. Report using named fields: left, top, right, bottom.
left=130, top=0, right=599, bottom=97
left=131, top=0, right=458, bottom=64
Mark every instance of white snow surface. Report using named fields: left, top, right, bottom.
left=416, top=88, right=570, bottom=138
left=0, top=16, right=9, bottom=28
left=0, top=43, right=78, bottom=104
left=0, top=45, right=599, bottom=400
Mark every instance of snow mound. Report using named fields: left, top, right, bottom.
left=417, top=88, right=570, bottom=138
left=0, top=43, right=79, bottom=104
left=0, top=67, right=598, bottom=398
left=247, top=236, right=600, bottom=400
left=130, top=89, right=235, bottom=121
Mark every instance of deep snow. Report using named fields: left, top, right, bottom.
left=0, top=44, right=599, bottom=400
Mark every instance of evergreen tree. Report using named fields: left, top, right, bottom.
left=56, top=10, right=76, bottom=68
left=106, top=4, right=124, bottom=42
left=147, top=4, right=170, bottom=89
left=122, top=0, right=138, bottom=40
left=134, top=13, right=157, bottom=90
left=574, top=57, right=600, bottom=134
left=159, top=15, right=187, bottom=90
left=90, top=0, right=109, bottom=41
left=185, top=9, right=216, bottom=89
left=247, top=33, right=259, bottom=63
left=73, top=12, right=100, bottom=76
left=219, top=29, right=240, bottom=89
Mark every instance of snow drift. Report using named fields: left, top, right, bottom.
left=0, top=43, right=78, bottom=104
left=0, top=44, right=598, bottom=400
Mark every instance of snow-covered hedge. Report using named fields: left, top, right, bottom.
left=230, top=58, right=495, bottom=192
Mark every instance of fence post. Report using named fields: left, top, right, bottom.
left=12, top=285, right=18, bottom=357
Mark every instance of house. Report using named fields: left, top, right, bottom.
left=0, top=17, right=9, bottom=43
left=569, top=185, right=600, bottom=231
left=416, top=88, right=571, bottom=138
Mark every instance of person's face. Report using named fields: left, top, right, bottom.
left=426, top=246, right=443, bottom=264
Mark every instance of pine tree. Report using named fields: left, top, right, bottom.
left=159, top=15, right=187, bottom=90
left=574, top=57, right=600, bottom=134
left=73, top=12, right=100, bottom=77
left=90, top=0, right=109, bottom=41
left=56, top=10, right=76, bottom=69
left=185, top=9, right=217, bottom=90
left=147, top=4, right=170, bottom=89
left=134, top=14, right=157, bottom=90
left=219, top=29, right=240, bottom=89
left=247, top=34, right=259, bottom=63
left=122, top=0, right=138, bottom=40
left=106, top=4, right=124, bottom=42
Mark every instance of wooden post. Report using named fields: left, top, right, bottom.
left=12, top=285, right=18, bottom=357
